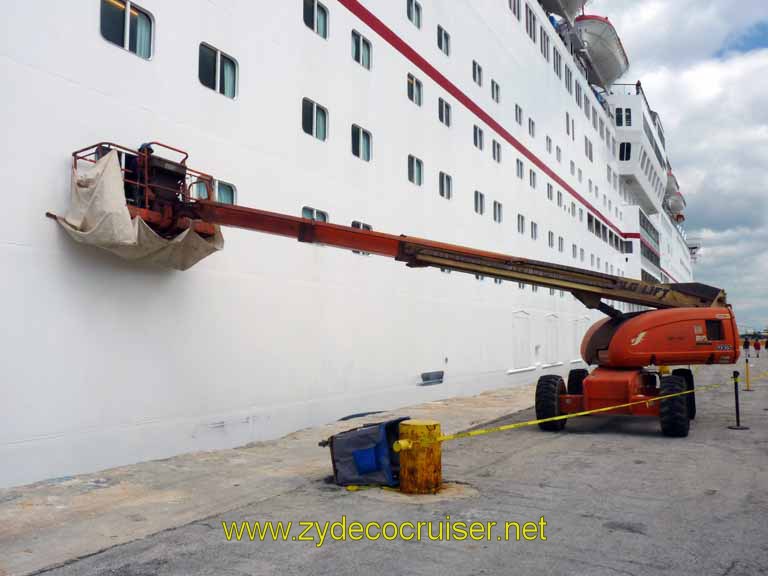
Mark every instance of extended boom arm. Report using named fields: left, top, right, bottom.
left=190, top=200, right=726, bottom=313
left=59, top=142, right=727, bottom=316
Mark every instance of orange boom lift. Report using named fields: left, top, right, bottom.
left=57, top=143, right=741, bottom=437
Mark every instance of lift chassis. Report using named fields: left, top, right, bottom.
left=539, top=306, right=739, bottom=437
left=58, top=143, right=741, bottom=437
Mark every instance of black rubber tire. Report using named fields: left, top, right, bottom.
left=672, top=368, right=696, bottom=420
left=567, top=369, right=589, bottom=395
left=536, top=375, right=567, bottom=431
left=659, top=375, right=689, bottom=437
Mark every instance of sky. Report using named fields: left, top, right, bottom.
left=589, top=0, right=768, bottom=333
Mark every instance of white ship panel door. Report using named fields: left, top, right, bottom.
left=512, top=311, right=532, bottom=369
left=579, top=316, right=592, bottom=362
left=571, top=318, right=580, bottom=360
left=545, top=314, right=559, bottom=365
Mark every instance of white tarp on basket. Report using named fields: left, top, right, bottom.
left=56, top=150, right=224, bottom=271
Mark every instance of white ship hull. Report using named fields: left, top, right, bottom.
left=0, top=0, right=693, bottom=488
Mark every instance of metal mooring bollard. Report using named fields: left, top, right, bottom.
left=395, top=420, right=442, bottom=494
left=728, top=370, right=749, bottom=431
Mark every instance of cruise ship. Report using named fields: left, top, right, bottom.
left=0, top=0, right=697, bottom=488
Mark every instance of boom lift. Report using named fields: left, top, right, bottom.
left=57, top=143, right=741, bottom=437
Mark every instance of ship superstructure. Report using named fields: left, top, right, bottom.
left=0, top=0, right=695, bottom=487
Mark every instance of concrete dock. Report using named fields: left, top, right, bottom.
left=1, top=362, right=767, bottom=576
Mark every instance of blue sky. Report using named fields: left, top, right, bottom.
left=717, top=20, right=768, bottom=56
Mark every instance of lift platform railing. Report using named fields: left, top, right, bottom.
left=71, top=142, right=218, bottom=237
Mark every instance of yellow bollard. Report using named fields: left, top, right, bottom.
left=745, top=357, right=752, bottom=391
left=396, top=420, right=442, bottom=494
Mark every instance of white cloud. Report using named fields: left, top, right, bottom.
left=693, top=226, right=768, bottom=331
left=589, top=2, right=768, bottom=331
left=589, top=0, right=768, bottom=69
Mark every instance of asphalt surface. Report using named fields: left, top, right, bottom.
left=35, top=362, right=768, bottom=576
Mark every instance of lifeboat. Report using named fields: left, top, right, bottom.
left=539, top=0, right=589, bottom=25
left=574, top=15, right=629, bottom=89
left=664, top=171, right=686, bottom=215
left=665, top=190, right=686, bottom=215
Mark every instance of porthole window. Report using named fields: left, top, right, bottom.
left=100, top=0, right=153, bottom=59
left=199, top=44, right=238, bottom=98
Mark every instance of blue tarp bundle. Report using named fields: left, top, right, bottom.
left=326, top=417, right=409, bottom=487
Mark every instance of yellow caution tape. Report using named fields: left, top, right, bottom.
left=393, top=368, right=768, bottom=451
left=435, top=382, right=722, bottom=444
left=345, top=484, right=399, bottom=492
